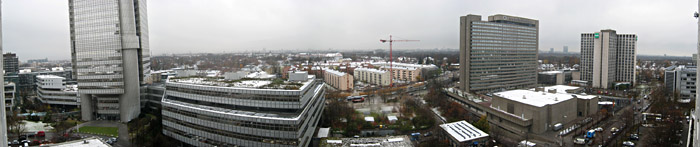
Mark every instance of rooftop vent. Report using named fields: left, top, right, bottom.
left=289, top=71, right=309, bottom=82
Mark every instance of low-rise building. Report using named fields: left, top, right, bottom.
left=537, top=70, right=575, bottom=85
left=354, top=68, right=390, bottom=86
left=664, top=65, right=697, bottom=103
left=323, top=69, right=353, bottom=91
left=36, top=75, right=79, bottom=107
left=162, top=72, right=325, bottom=147
left=487, top=85, right=598, bottom=139
left=438, top=120, right=489, bottom=147
left=372, top=62, right=438, bottom=82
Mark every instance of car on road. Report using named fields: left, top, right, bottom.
left=629, top=134, right=639, bottom=140
left=622, top=141, right=635, bottom=146
left=594, top=127, right=603, bottom=132
left=574, top=137, right=586, bottom=145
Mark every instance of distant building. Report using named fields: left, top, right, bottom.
left=487, top=85, right=598, bottom=139
left=162, top=73, right=325, bottom=147
left=694, top=54, right=697, bottom=65
left=538, top=70, right=571, bottom=85
left=459, top=14, right=538, bottom=93
left=3, top=53, right=18, bottom=74
left=323, top=69, right=353, bottom=91
left=371, top=62, right=437, bottom=82
left=438, top=120, right=489, bottom=147
left=550, top=48, right=554, bottom=53
left=354, top=68, right=390, bottom=86
left=26, top=58, right=48, bottom=64
left=36, top=75, right=80, bottom=107
left=664, top=65, right=696, bottom=103
left=563, top=46, right=569, bottom=53
left=10, top=68, right=73, bottom=95
left=4, top=82, right=14, bottom=112
left=580, top=29, right=637, bottom=88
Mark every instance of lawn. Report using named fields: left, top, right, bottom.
left=77, top=126, right=118, bottom=137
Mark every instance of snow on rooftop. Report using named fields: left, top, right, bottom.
left=48, top=137, right=110, bottom=147
left=355, top=67, right=386, bottom=73
left=36, top=75, right=65, bottom=79
left=495, top=85, right=595, bottom=107
left=324, top=68, right=346, bottom=76
left=364, top=117, right=375, bottom=122
left=539, top=70, right=563, bottom=74
left=439, top=120, right=488, bottom=142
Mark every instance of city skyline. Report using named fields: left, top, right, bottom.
left=1, top=0, right=698, bottom=60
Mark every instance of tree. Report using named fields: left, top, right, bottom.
left=474, top=115, right=490, bottom=133
left=7, top=111, right=26, bottom=140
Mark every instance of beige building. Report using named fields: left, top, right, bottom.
left=487, top=85, right=598, bottom=138
left=372, top=62, right=437, bottom=82
left=354, top=68, right=390, bottom=86
left=324, top=68, right=353, bottom=91
left=580, top=29, right=637, bottom=89
left=460, top=14, right=539, bottom=94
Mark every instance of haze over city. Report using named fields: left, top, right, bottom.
left=1, top=0, right=697, bottom=61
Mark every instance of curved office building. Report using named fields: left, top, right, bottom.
left=161, top=72, right=325, bottom=147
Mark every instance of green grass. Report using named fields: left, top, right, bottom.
left=78, top=126, right=118, bottom=137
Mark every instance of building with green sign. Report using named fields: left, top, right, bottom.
left=580, top=29, right=637, bottom=89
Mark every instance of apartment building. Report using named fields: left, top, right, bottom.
left=372, top=62, right=438, bottom=82
left=354, top=68, right=390, bottom=86
left=161, top=72, right=325, bottom=147
left=580, top=29, right=637, bottom=89
left=323, top=69, right=353, bottom=91
left=36, top=75, right=80, bottom=107
left=459, top=14, right=539, bottom=94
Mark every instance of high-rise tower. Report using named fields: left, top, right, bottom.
left=0, top=1, right=7, bottom=145
left=580, top=30, right=636, bottom=89
left=69, top=0, right=150, bottom=122
left=459, top=14, right=539, bottom=94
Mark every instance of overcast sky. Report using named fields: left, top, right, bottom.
left=2, top=0, right=698, bottom=61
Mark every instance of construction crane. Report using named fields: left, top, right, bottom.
left=380, top=35, right=419, bottom=87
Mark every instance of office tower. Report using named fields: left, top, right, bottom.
left=3, top=53, right=18, bottom=74
left=580, top=29, right=637, bottom=89
left=459, top=14, right=539, bottom=93
left=550, top=48, right=554, bottom=53
left=0, top=1, right=7, bottom=146
left=69, top=0, right=150, bottom=122
left=664, top=65, right=696, bottom=103
left=564, top=46, right=569, bottom=53
left=162, top=72, right=325, bottom=146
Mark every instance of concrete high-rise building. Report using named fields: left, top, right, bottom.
left=580, top=29, right=637, bottom=89
left=664, top=65, right=696, bottom=103
left=0, top=1, right=7, bottom=145
left=563, top=46, right=569, bottom=53
left=69, top=0, right=150, bottom=122
left=162, top=72, right=325, bottom=146
left=3, top=53, right=18, bottom=74
left=459, top=14, right=539, bottom=94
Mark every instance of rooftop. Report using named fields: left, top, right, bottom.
left=324, top=68, right=346, bottom=76
left=36, top=75, right=66, bottom=80
left=354, top=67, right=387, bottom=74
left=494, top=85, right=596, bottom=107
left=439, top=120, right=489, bottom=142
left=44, top=137, right=111, bottom=147
left=168, top=76, right=312, bottom=90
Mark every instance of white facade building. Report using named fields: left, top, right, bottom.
left=162, top=75, right=325, bottom=147
left=354, top=68, right=390, bottom=86
left=36, top=75, right=80, bottom=106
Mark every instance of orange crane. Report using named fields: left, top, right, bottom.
left=380, top=35, right=419, bottom=86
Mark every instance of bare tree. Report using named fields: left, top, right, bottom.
left=7, top=111, right=26, bottom=140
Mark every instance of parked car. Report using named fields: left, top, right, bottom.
left=622, top=141, right=635, bottom=146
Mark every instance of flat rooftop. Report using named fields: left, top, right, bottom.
left=494, top=85, right=596, bottom=107
left=45, top=137, right=110, bottom=147
left=355, top=67, right=387, bottom=73
left=439, top=120, right=489, bottom=142
left=168, top=76, right=314, bottom=90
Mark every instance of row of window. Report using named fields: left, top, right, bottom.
left=471, top=24, right=537, bottom=34
left=166, top=86, right=302, bottom=102
left=163, top=106, right=301, bottom=131
left=472, top=21, right=537, bottom=31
